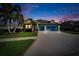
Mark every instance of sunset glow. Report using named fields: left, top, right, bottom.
left=12, top=3, right=79, bottom=21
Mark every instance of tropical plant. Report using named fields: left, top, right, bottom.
left=0, top=3, right=13, bottom=33
left=11, top=5, right=24, bottom=33
left=0, top=3, right=24, bottom=33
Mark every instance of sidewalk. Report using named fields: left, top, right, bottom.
left=0, top=37, right=37, bottom=42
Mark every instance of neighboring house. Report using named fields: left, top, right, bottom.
left=0, top=17, right=7, bottom=31
left=60, top=20, right=79, bottom=31
left=0, top=17, right=23, bottom=32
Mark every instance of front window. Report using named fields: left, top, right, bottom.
left=25, top=25, right=31, bottom=28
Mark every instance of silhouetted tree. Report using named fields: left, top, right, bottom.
left=0, top=3, right=24, bottom=33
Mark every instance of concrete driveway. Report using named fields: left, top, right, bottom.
left=24, top=31, right=79, bottom=56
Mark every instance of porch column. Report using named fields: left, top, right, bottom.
left=44, top=25, right=47, bottom=31
left=37, top=24, right=39, bottom=31
left=58, top=25, right=60, bottom=31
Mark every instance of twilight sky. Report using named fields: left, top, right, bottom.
left=13, top=3, right=79, bottom=22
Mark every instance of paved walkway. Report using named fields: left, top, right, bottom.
left=24, top=31, right=79, bottom=56
left=0, top=37, right=37, bottom=42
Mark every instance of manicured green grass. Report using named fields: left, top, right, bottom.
left=62, top=31, right=79, bottom=34
left=0, top=32, right=37, bottom=39
left=17, top=32, right=37, bottom=37
left=0, top=39, right=35, bottom=56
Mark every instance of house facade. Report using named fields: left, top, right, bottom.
left=23, top=18, right=37, bottom=32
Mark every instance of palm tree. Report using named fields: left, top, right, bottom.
left=0, top=3, right=13, bottom=33
left=19, top=14, right=24, bottom=26
left=12, top=5, right=23, bottom=33
left=0, top=4, right=24, bottom=33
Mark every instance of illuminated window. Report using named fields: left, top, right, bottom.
left=25, top=25, right=28, bottom=28
left=29, top=25, right=31, bottom=28
left=25, top=25, right=31, bottom=28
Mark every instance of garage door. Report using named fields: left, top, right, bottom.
left=38, top=24, right=59, bottom=31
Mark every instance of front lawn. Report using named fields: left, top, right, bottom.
left=0, top=39, right=35, bottom=56
left=17, top=32, right=37, bottom=37
left=0, top=32, right=37, bottom=39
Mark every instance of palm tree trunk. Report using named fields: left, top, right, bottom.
left=7, top=25, right=11, bottom=33
left=13, top=20, right=19, bottom=33
left=6, top=19, right=12, bottom=33
left=13, top=26, right=17, bottom=33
